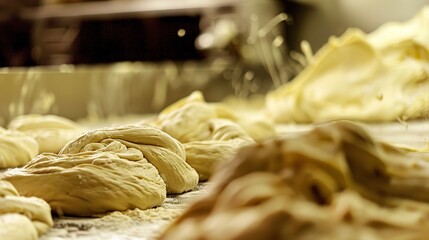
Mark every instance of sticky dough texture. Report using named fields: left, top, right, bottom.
left=60, top=124, right=199, bottom=194
left=1, top=151, right=166, bottom=216
left=1, top=125, right=198, bottom=216
left=8, top=114, right=84, bottom=153
left=266, top=7, right=429, bottom=123
left=152, top=91, right=255, bottom=181
left=0, top=180, right=53, bottom=240
left=0, top=127, right=38, bottom=169
left=159, top=121, right=429, bottom=240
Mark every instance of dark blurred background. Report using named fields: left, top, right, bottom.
left=1, top=0, right=429, bottom=67
left=0, top=0, right=244, bottom=67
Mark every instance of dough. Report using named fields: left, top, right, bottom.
left=0, top=124, right=199, bottom=216
left=0, top=127, right=39, bottom=169
left=215, top=95, right=277, bottom=141
left=60, top=124, right=199, bottom=194
left=157, top=91, right=276, bottom=141
left=0, top=124, right=198, bottom=216
left=8, top=114, right=84, bottom=153
left=183, top=119, right=255, bottom=180
left=266, top=7, right=429, bottom=123
left=0, top=214, right=38, bottom=240
left=159, top=121, right=429, bottom=240
left=152, top=91, right=255, bottom=180
left=0, top=180, right=53, bottom=240
left=1, top=151, right=166, bottom=216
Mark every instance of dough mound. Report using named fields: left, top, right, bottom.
left=1, top=151, right=166, bottom=216
left=159, top=121, right=429, bottom=240
left=8, top=114, right=84, bottom=153
left=0, top=180, right=53, bottom=240
left=214, top=95, right=277, bottom=141
left=60, top=124, right=198, bottom=194
left=0, top=127, right=38, bottom=169
left=266, top=7, right=429, bottom=123
left=152, top=91, right=255, bottom=181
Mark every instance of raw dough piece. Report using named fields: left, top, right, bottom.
left=152, top=91, right=255, bottom=180
left=8, top=114, right=84, bottom=153
left=183, top=119, right=254, bottom=180
left=0, top=127, right=38, bottom=169
left=157, top=91, right=276, bottom=141
left=1, top=151, right=166, bottom=216
left=60, top=124, right=199, bottom=194
left=216, top=95, right=277, bottom=141
left=0, top=180, right=53, bottom=240
left=159, top=121, right=429, bottom=240
left=0, top=214, right=38, bottom=240
left=266, top=7, right=429, bottom=123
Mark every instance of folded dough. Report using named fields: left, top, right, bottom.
left=0, top=127, right=38, bottom=169
left=1, top=151, right=166, bottom=216
left=1, top=124, right=198, bottom=216
left=152, top=91, right=255, bottom=180
left=60, top=124, right=199, bottom=194
left=156, top=91, right=276, bottom=141
left=0, top=180, right=53, bottom=240
left=266, top=7, right=429, bottom=123
left=159, top=121, right=429, bottom=240
left=8, top=114, right=84, bottom=154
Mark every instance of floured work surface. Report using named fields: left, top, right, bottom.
left=41, top=184, right=207, bottom=240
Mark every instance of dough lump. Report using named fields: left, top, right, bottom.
left=214, top=95, right=277, bottom=141
left=266, top=7, right=429, bottom=123
left=159, top=121, right=429, bottom=240
left=1, top=151, right=166, bottom=216
left=1, top=125, right=198, bottom=216
left=8, top=114, right=84, bottom=153
left=0, top=180, right=53, bottom=240
left=157, top=91, right=276, bottom=141
left=152, top=91, right=255, bottom=180
left=60, top=124, right=199, bottom=194
left=0, top=127, right=38, bottom=169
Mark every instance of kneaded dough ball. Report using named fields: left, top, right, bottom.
left=0, top=127, right=38, bottom=169
left=0, top=180, right=53, bottom=240
left=152, top=91, right=255, bottom=181
left=8, top=114, right=84, bottom=153
left=157, top=91, right=276, bottom=141
left=60, top=124, right=198, bottom=194
left=213, top=95, right=277, bottom=141
left=1, top=151, right=166, bottom=216
left=183, top=119, right=254, bottom=181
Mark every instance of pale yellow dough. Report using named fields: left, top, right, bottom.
left=159, top=121, right=429, bottom=240
left=152, top=91, right=255, bottom=180
left=8, top=114, right=84, bottom=153
left=2, top=151, right=166, bottom=216
left=0, top=127, right=38, bottom=169
left=60, top=124, right=199, bottom=194
left=0, top=180, right=53, bottom=240
left=266, top=7, right=429, bottom=123
left=1, top=124, right=198, bottom=216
